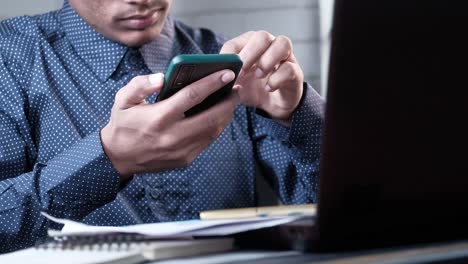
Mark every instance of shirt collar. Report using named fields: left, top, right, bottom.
left=60, top=1, right=128, bottom=82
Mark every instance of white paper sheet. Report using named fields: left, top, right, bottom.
left=42, top=212, right=314, bottom=237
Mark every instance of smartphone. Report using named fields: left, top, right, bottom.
left=156, top=54, right=243, bottom=116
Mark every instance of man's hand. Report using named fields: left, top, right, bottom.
left=100, top=70, right=239, bottom=181
left=220, top=31, right=304, bottom=123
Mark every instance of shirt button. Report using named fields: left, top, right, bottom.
left=150, top=189, right=162, bottom=200
left=129, top=55, right=139, bottom=66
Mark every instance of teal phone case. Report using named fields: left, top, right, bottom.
left=156, top=54, right=243, bottom=116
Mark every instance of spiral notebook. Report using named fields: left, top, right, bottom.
left=0, top=235, right=234, bottom=264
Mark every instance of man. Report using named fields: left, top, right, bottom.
left=0, top=0, right=323, bottom=253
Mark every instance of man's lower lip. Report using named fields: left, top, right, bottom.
left=122, top=13, right=159, bottom=29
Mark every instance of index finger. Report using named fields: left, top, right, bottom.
left=237, top=31, right=275, bottom=72
left=219, top=31, right=254, bottom=54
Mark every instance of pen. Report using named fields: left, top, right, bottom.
left=199, top=203, right=317, bottom=220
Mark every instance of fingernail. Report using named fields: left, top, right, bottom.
left=149, top=73, right=164, bottom=86
left=221, top=71, right=235, bottom=83
left=265, top=85, right=273, bottom=92
left=255, top=68, right=265, bottom=78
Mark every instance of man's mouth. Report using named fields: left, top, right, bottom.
left=119, top=9, right=164, bottom=30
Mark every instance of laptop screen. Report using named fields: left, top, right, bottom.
left=315, top=0, right=468, bottom=251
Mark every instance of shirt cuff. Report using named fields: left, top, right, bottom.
left=254, top=83, right=325, bottom=146
left=289, top=83, right=325, bottom=147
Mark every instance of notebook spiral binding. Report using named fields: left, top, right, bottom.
left=35, top=234, right=173, bottom=251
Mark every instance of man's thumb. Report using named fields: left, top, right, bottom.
left=115, top=73, right=165, bottom=109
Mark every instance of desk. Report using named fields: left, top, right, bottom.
left=151, top=240, right=468, bottom=264
left=2, top=239, right=468, bottom=263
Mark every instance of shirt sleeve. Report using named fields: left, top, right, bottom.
left=0, top=56, right=122, bottom=253
left=250, top=83, right=324, bottom=204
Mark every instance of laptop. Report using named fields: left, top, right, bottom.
left=237, top=0, right=468, bottom=252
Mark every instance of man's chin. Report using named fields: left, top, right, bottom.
left=116, top=31, right=161, bottom=48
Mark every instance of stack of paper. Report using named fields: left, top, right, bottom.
left=43, top=212, right=314, bottom=238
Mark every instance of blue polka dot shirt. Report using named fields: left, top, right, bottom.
left=0, top=1, right=324, bottom=253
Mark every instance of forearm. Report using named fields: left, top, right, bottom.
left=0, top=131, right=121, bottom=253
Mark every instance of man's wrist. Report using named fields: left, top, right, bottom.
left=255, top=107, right=292, bottom=127
left=100, top=125, right=134, bottom=182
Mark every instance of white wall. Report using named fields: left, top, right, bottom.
left=0, top=0, right=62, bottom=20
left=318, top=0, right=335, bottom=98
